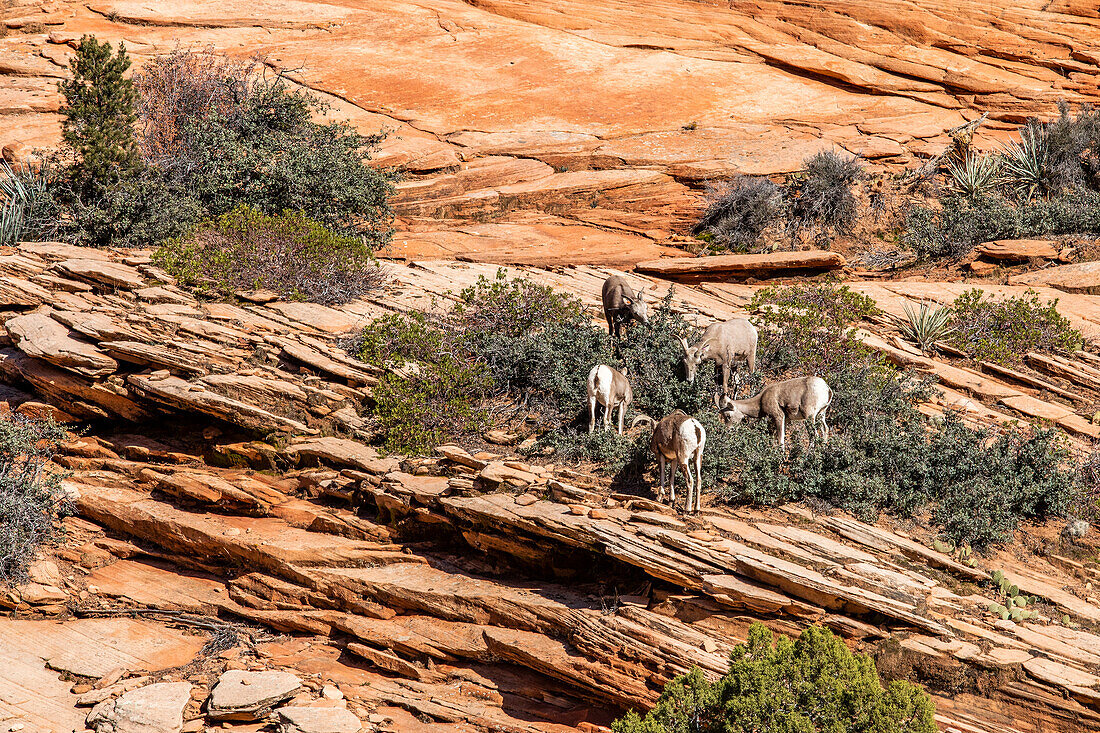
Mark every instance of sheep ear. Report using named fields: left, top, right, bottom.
left=713, top=391, right=723, bottom=408
left=622, top=295, right=634, bottom=305
left=698, top=342, right=712, bottom=357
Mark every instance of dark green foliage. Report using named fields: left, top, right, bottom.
left=949, top=288, right=1081, bottom=364
left=786, top=150, right=862, bottom=243
left=613, top=623, right=936, bottom=733
left=358, top=312, right=491, bottom=455
left=731, top=283, right=1077, bottom=549
left=166, top=77, right=397, bottom=241
left=929, top=417, right=1075, bottom=548
left=22, top=43, right=396, bottom=249
left=0, top=415, right=68, bottom=584
left=154, top=206, right=384, bottom=305
left=58, top=35, right=142, bottom=192
left=452, top=271, right=609, bottom=417
left=749, top=281, right=880, bottom=376
left=693, top=176, right=783, bottom=252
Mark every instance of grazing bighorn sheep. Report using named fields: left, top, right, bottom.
left=680, top=318, right=758, bottom=396
left=631, top=411, right=707, bottom=513
left=717, top=375, right=832, bottom=450
left=587, top=364, right=633, bottom=435
left=602, top=275, right=649, bottom=338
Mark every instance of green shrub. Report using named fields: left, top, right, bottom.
left=613, top=623, right=935, bottom=733
left=451, top=271, right=609, bottom=416
left=23, top=43, right=396, bottom=248
left=949, top=288, right=1081, bottom=364
left=154, top=206, right=384, bottom=305
left=359, top=312, right=490, bottom=455
left=692, top=176, right=783, bottom=253
left=0, top=414, right=68, bottom=584
left=166, top=75, right=396, bottom=241
left=750, top=281, right=879, bottom=376
left=929, top=415, right=1075, bottom=547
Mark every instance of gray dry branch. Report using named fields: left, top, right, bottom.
left=0, top=414, right=68, bottom=584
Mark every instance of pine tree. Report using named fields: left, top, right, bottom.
left=58, top=35, right=142, bottom=191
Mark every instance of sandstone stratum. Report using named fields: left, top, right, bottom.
left=3, top=0, right=1100, bottom=264
left=4, top=2, right=1100, bottom=733
left=1, top=248, right=1100, bottom=732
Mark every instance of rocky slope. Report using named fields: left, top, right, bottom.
left=3, top=0, right=1100, bottom=264
left=2, top=246, right=1100, bottom=732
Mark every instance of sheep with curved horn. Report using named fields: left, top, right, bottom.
left=631, top=411, right=707, bottom=513
left=602, top=274, right=649, bottom=338
left=716, top=375, right=832, bottom=450
left=680, top=318, right=757, bottom=397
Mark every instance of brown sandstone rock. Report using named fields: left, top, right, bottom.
left=208, top=670, right=302, bottom=720
left=52, top=258, right=146, bottom=290
left=635, top=251, right=847, bottom=282
left=86, top=681, right=192, bottom=733
left=1010, top=260, right=1100, bottom=294
left=5, top=311, right=118, bottom=377
left=976, top=239, right=1060, bottom=262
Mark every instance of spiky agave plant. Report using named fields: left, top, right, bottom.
left=946, top=152, right=1002, bottom=198
left=1001, top=125, right=1049, bottom=201
left=0, top=160, right=46, bottom=247
left=899, top=300, right=954, bottom=352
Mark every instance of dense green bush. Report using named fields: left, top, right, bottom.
left=359, top=312, right=491, bottom=455
left=154, top=206, right=384, bottom=304
left=613, top=623, right=936, bottom=733
left=20, top=41, right=396, bottom=249
left=949, top=288, right=1081, bottom=364
left=0, top=414, right=68, bottom=584
left=729, top=283, right=1077, bottom=548
left=356, top=275, right=1078, bottom=548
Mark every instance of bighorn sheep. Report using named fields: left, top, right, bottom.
left=680, top=318, right=758, bottom=396
left=602, top=275, right=649, bottom=338
left=587, top=364, right=633, bottom=435
left=717, top=375, right=832, bottom=450
left=631, top=411, right=707, bottom=513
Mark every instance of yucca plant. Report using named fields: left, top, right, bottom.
left=0, top=160, right=46, bottom=247
left=1001, top=125, right=1049, bottom=201
left=899, top=300, right=954, bottom=352
left=946, top=152, right=1002, bottom=198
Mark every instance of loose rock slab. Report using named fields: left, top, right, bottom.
left=52, top=258, right=146, bottom=290
left=976, top=238, right=1059, bottom=262
left=86, top=681, right=192, bottom=733
left=208, top=669, right=302, bottom=720
left=276, top=706, right=363, bottom=733
left=1010, top=260, right=1100, bottom=294
left=5, top=312, right=118, bottom=377
left=634, top=251, right=846, bottom=282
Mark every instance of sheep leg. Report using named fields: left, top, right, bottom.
left=694, top=447, right=703, bottom=514
left=681, top=461, right=692, bottom=513
left=603, top=400, right=612, bottom=431
left=656, top=454, right=667, bottom=503
left=605, top=313, right=615, bottom=336
left=617, top=403, right=625, bottom=435
left=820, top=407, right=830, bottom=443
left=775, top=413, right=787, bottom=451
left=664, top=457, right=673, bottom=508
left=588, top=396, right=597, bottom=434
